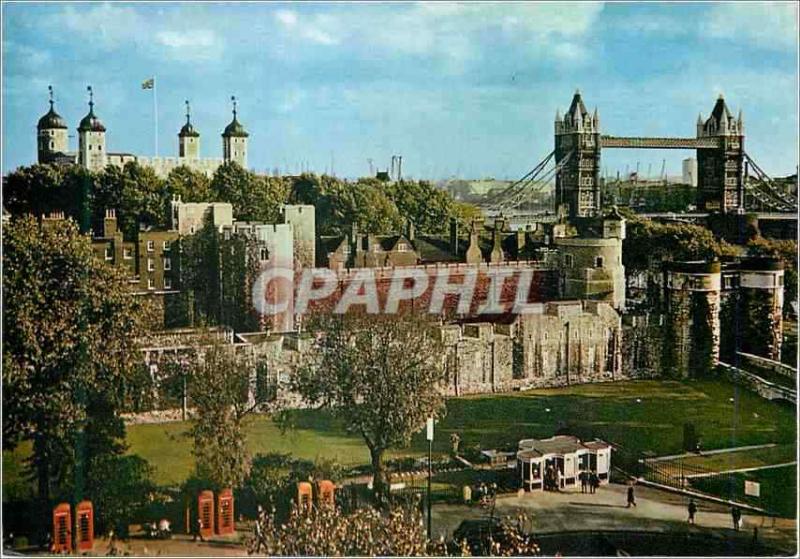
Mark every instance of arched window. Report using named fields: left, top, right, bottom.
left=595, top=256, right=604, bottom=268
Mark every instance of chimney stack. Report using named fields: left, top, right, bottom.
left=449, top=217, right=459, bottom=256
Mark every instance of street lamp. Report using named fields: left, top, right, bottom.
left=426, top=417, right=434, bottom=540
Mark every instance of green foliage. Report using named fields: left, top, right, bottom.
left=248, top=503, right=541, bottom=556
left=3, top=164, right=94, bottom=229
left=241, top=452, right=345, bottom=515
left=95, top=162, right=170, bottom=238
left=210, top=162, right=288, bottom=222
left=181, top=342, right=270, bottom=489
left=85, top=454, right=156, bottom=535
left=179, top=220, right=261, bottom=331
left=2, top=216, right=150, bottom=501
left=293, top=313, right=448, bottom=503
left=385, top=179, right=462, bottom=234
left=288, top=173, right=478, bottom=236
left=165, top=165, right=212, bottom=203
left=623, top=217, right=735, bottom=273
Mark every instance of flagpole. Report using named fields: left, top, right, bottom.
left=153, top=76, right=158, bottom=158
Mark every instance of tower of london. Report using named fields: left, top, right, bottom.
left=36, top=86, right=249, bottom=177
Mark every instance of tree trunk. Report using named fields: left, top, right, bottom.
left=369, top=447, right=389, bottom=507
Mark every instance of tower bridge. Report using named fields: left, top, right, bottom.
left=485, top=91, right=797, bottom=219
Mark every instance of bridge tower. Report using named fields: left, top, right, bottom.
left=696, top=95, right=745, bottom=213
left=555, top=90, right=602, bottom=219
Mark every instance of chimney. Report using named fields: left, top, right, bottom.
left=449, top=217, right=459, bottom=256
left=406, top=219, right=415, bottom=242
left=104, top=210, right=117, bottom=237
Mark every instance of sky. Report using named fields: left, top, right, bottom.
left=2, top=2, right=798, bottom=179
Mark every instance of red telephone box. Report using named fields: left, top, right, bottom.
left=76, top=500, right=94, bottom=552
left=318, top=480, right=335, bottom=507
left=296, top=482, right=313, bottom=513
left=198, top=490, right=215, bottom=539
left=52, top=502, right=72, bottom=553
left=216, top=488, right=235, bottom=535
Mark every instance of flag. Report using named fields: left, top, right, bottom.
left=141, top=78, right=155, bottom=90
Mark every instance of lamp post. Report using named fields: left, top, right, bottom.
left=426, top=417, right=434, bottom=540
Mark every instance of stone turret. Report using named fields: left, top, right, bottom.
left=222, top=95, right=249, bottom=168
left=78, top=86, right=107, bottom=171
left=664, top=261, right=722, bottom=377
left=37, top=85, right=69, bottom=164
left=179, top=100, right=200, bottom=159
left=736, top=257, right=784, bottom=360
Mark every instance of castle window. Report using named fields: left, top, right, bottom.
left=564, top=254, right=574, bottom=268
left=260, top=247, right=269, bottom=261
left=105, top=246, right=113, bottom=261
left=123, top=248, right=133, bottom=260
left=397, top=243, right=409, bottom=252
left=148, top=277, right=155, bottom=290
left=147, top=258, right=155, bottom=272
left=147, top=240, right=155, bottom=252
left=50, top=141, right=54, bottom=149
left=778, top=275, right=784, bottom=287
left=163, top=257, right=171, bottom=271
left=595, top=256, right=604, bottom=268
left=162, top=241, right=171, bottom=251
left=164, top=277, right=172, bottom=290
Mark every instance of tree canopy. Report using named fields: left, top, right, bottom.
left=2, top=216, right=151, bottom=502
left=292, top=312, right=448, bottom=502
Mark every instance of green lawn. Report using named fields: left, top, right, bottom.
left=691, top=465, right=797, bottom=518
left=4, top=379, right=797, bottom=490
left=678, top=444, right=797, bottom=472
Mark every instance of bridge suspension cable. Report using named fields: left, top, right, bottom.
left=742, top=152, right=797, bottom=212
left=486, top=150, right=574, bottom=215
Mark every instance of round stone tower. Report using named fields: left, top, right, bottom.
left=664, top=261, right=721, bottom=377
left=737, top=257, right=784, bottom=360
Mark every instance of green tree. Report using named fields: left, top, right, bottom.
left=165, top=165, right=212, bottom=203
left=2, top=216, right=151, bottom=503
left=211, top=162, right=288, bottom=222
left=292, top=313, right=448, bottom=504
left=3, top=164, right=95, bottom=230
left=183, top=342, right=270, bottom=489
left=85, top=454, right=155, bottom=535
left=94, top=162, right=169, bottom=238
left=623, top=217, right=735, bottom=274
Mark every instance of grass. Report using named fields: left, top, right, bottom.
left=4, top=379, right=797, bottom=490
left=691, top=465, right=797, bottom=518
left=678, top=444, right=797, bottom=472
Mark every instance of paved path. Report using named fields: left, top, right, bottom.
left=432, top=482, right=796, bottom=552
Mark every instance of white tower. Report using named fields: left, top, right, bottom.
left=77, top=86, right=107, bottom=171
left=37, top=85, right=69, bottom=163
left=179, top=99, right=200, bottom=159
left=222, top=95, right=248, bottom=168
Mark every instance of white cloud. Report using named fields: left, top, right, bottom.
left=702, top=2, right=798, bottom=51
left=268, top=3, right=603, bottom=70
left=156, top=30, right=219, bottom=49
left=273, top=9, right=339, bottom=45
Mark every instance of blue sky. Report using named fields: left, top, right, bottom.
left=2, top=2, right=798, bottom=179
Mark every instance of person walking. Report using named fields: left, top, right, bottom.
left=589, top=471, right=597, bottom=494
left=193, top=516, right=205, bottom=542
left=731, top=506, right=742, bottom=531
left=687, top=499, right=697, bottom=524
left=555, top=468, right=562, bottom=492
left=579, top=470, right=587, bottom=494
left=626, top=484, right=637, bottom=508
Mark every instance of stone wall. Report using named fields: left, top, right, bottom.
left=717, top=363, right=797, bottom=404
